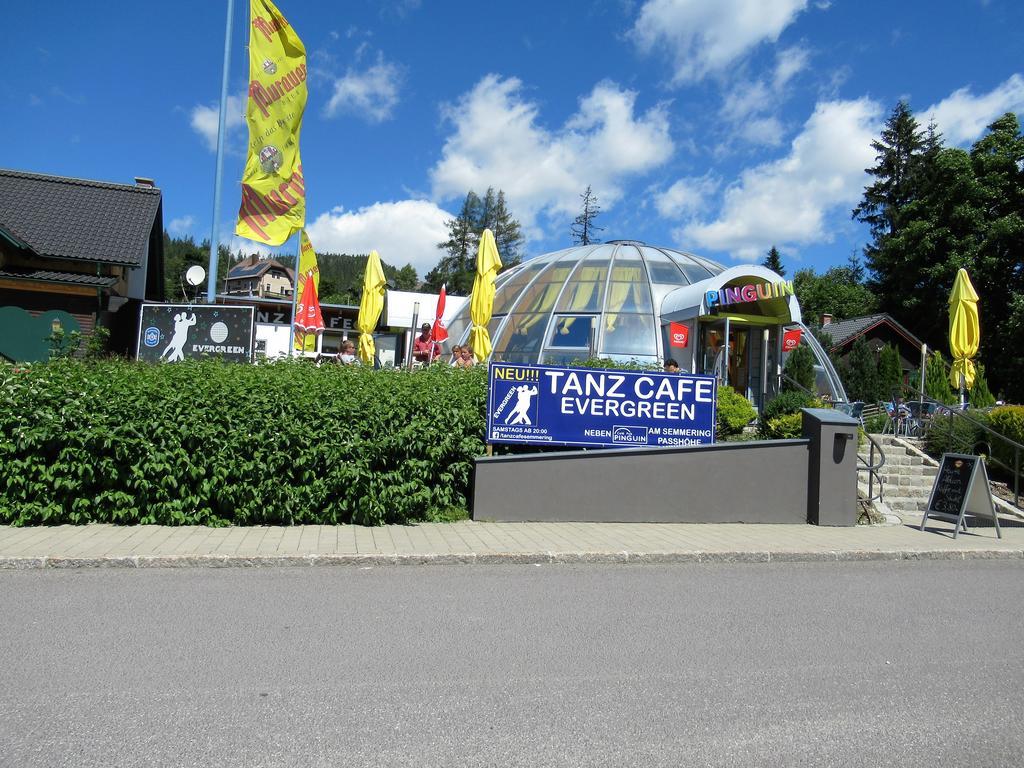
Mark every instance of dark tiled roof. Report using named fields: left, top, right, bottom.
left=0, top=268, right=118, bottom=287
left=226, top=257, right=294, bottom=281
left=0, top=168, right=161, bottom=267
left=823, top=313, right=923, bottom=350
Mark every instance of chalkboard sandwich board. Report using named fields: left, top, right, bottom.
left=919, top=453, right=1002, bottom=539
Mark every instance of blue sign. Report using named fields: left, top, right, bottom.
left=487, top=363, right=717, bottom=448
left=143, top=327, right=161, bottom=347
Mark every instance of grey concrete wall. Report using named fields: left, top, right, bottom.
left=473, top=440, right=810, bottom=524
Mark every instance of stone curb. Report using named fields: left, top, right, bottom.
left=0, top=549, right=1021, bottom=569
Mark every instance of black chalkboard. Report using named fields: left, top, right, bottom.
left=920, top=452, right=1002, bottom=539
left=927, top=454, right=978, bottom=517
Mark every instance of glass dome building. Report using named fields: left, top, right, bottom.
left=444, top=240, right=846, bottom=409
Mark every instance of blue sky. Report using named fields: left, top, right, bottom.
left=4, top=0, right=1023, bottom=283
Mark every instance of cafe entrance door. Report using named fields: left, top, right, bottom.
left=699, top=319, right=775, bottom=410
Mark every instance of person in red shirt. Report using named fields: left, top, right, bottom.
left=412, top=323, right=440, bottom=365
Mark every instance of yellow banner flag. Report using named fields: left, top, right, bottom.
left=234, top=0, right=307, bottom=246
left=294, top=230, right=319, bottom=352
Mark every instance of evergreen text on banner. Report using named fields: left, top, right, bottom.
left=235, top=0, right=307, bottom=246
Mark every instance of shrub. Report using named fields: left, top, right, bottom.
left=757, top=390, right=819, bottom=440
left=987, top=405, right=1024, bottom=474
left=0, top=360, right=487, bottom=526
left=716, top=386, right=756, bottom=438
left=923, top=410, right=989, bottom=458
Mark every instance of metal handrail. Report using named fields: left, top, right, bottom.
left=900, top=387, right=1022, bottom=508
left=857, top=432, right=886, bottom=505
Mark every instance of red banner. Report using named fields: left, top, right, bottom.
left=782, top=329, right=802, bottom=352
left=432, top=284, right=449, bottom=343
left=669, top=322, right=689, bottom=348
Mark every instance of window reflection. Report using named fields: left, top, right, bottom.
left=601, top=313, right=655, bottom=356
left=555, top=258, right=608, bottom=312
left=547, top=315, right=594, bottom=348
left=494, top=313, right=548, bottom=360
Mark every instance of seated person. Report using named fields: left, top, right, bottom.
left=449, top=345, right=462, bottom=366
left=339, top=340, right=357, bottom=365
left=663, top=358, right=680, bottom=373
left=456, top=345, right=476, bottom=368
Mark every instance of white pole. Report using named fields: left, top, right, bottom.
left=206, top=0, right=236, bottom=304
left=287, top=234, right=301, bottom=356
left=919, top=342, right=927, bottom=405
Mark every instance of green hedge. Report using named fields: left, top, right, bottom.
left=988, top=405, right=1024, bottom=474
left=0, top=360, right=487, bottom=526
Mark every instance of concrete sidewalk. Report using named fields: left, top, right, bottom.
left=0, top=518, right=1021, bottom=568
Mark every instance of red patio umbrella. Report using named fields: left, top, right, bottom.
left=294, top=269, right=325, bottom=341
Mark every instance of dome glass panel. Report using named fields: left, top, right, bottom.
left=446, top=241, right=727, bottom=364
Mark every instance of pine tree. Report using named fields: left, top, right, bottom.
left=571, top=186, right=603, bottom=245
left=969, top=364, right=997, bottom=408
left=428, top=189, right=524, bottom=291
left=761, top=246, right=785, bottom=276
left=843, top=337, right=881, bottom=404
left=429, top=192, right=482, bottom=293
left=853, top=101, right=926, bottom=243
left=491, top=189, right=524, bottom=267
left=925, top=351, right=955, bottom=404
left=969, top=113, right=1024, bottom=401
left=782, top=344, right=815, bottom=393
left=877, top=343, right=904, bottom=398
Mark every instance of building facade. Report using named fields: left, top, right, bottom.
left=0, top=169, right=164, bottom=361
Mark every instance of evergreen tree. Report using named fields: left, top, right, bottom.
left=571, top=186, right=603, bottom=246
left=853, top=101, right=927, bottom=244
left=428, top=192, right=482, bottom=293
left=393, top=264, right=419, bottom=290
left=843, top=337, right=881, bottom=404
left=782, top=343, right=815, bottom=393
left=761, top=245, right=785, bottom=276
left=925, top=350, right=955, bottom=404
left=427, top=188, right=524, bottom=292
left=491, top=189, right=524, bottom=267
left=877, top=343, right=904, bottom=398
left=969, top=113, right=1024, bottom=400
left=969, top=364, right=997, bottom=408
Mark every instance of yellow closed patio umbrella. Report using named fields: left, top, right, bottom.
left=468, top=228, right=503, bottom=363
left=356, top=249, right=386, bottom=364
left=948, top=267, right=980, bottom=399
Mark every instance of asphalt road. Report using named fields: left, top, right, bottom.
left=1, top=561, right=1022, bottom=767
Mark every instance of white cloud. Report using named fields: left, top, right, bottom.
left=429, top=75, right=674, bottom=232
left=324, top=55, right=402, bottom=122
left=655, top=175, right=720, bottom=218
left=683, top=98, right=881, bottom=259
left=924, top=73, right=1024, bottom=145
left=630, top=0, right=809, bottom=84
left=305, top=199, right=452, bottom=278
left=190, top=94, right=245, bottom=151
left=168, top=215, right=196, bottom=236
left=773, top=46, right=810, bottom=90
left=739, top=116, right=786, bottom=147
left=226, top=237, right=276, bottom=259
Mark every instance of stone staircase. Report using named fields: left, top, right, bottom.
left=860, top=433, right=1024, bottom=525
left=858, top=434, right=937, bottom=522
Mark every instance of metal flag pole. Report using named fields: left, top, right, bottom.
left=206, top=0, right=237, bottom=304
